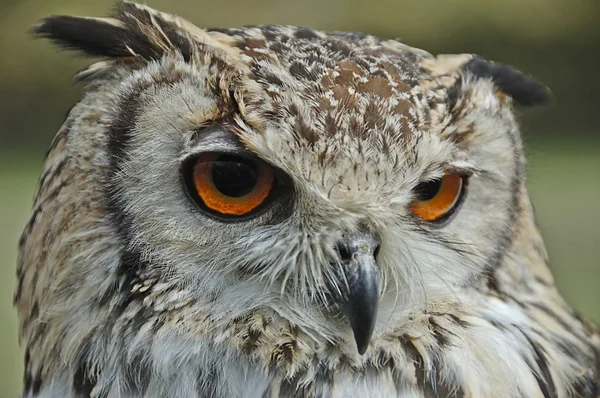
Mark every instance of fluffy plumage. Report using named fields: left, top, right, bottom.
left=17, top=2, right=599, bottom=397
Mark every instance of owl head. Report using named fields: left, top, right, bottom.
left=17, top=2, right=552, bottom=388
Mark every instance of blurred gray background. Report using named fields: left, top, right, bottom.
left=1, top=0, right=599, bottom=396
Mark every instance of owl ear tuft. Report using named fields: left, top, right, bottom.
left=32, top=16, right=136, bottom=58
left=32, top=2, right=192, bottom=61
left=463, top=57, right=552, bottom=107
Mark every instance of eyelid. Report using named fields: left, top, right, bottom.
left=417, top=161, right=478, bottom=186
left=441, top=161, right=481, bottom=177
left=180, top=127, right=250, bottom=163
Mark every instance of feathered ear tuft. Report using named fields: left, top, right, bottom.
left=421, top=54, right=552, bottom=108
left=32, top=16, right=135, bottom=58
left=463, top=57, right=552, bottom=107
left=32, top=1, right=192, bottom=61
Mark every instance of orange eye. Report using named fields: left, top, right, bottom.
left=190, top=154, right=274, bottom=216
left=409, top=173, right=465, bottom=222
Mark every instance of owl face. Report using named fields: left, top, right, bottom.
left=24, top=2, right=551, bottom=357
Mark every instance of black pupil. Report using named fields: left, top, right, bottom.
left=415, top=179, right=442, bottom=201
left=211, top=155, right=258, bottom=197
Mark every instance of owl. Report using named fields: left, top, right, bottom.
left=15, top=1, right=600, bottom=397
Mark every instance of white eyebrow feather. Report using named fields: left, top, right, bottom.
left=443, top=160, right=483, bottom=176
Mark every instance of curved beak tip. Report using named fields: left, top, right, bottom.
left=344, top=294, right=378, bottom=355
left=341, top=257, right=380, bottom=355
left=335, top=228, right=381, bottom=355
left=353, top=328, right=372, bottom=355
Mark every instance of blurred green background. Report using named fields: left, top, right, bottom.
left=1, top=0, right=599, bottom=396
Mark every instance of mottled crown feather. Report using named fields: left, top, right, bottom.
left=33, top=1, right=550, bottom=108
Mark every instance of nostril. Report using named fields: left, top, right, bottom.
left=373, top=243, right=381, bottom=259
left=336, top=242, right=352, bottom=261
left=336, top=241, right=380, bottom=260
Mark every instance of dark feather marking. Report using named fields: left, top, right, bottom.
left=279, top=374, right=305, bottom=398
left=22, top=355, right=43, bottom=395
left=196, top=362, right=221, bottom=397
left=592, top=348, right=600, bottom=398
left=36, top=157, right=69, bottom=205
left=96, top=250, right=152, bottom=316
left=446, top=78, right=462, bottom=111
left=529, top=301, right=576, bottom=334
left=23, top=371, right=33, bottom=396
left=310, top=362, right=334, bottom=397
left=402, top=336, right=426, bottom=388
left=122, top=351, right=151, bottom=396
left=33, top=5, right=193, bottom=61
left=571, top=373, right=597, bottom=397
left=110, top=312, right=155, bottom=395
left=20, top=179, right=69, bottom=253
left=73, top=339, right=96, bottom=397
left=31, top=370, right=43, bottom=396
left=72, top=309, right=156, bottom=397
left=269, top=340, right=298, bottom=371
left=429, top=316, right=452, bottom=347
left=324, top=39, right=353, bottom=57
left=104, top=80, right=144, bottom=243
left=104, top=72, right=186, bottom=236
left=402, top=334, right=464, bottom=397
left=13, top=274, right=24, bottom=306
left=521, top=332, right=556, bottom=398
left=32, top=16, right=136, bottom=58
left=115, top=2, right=193, bottom=62
left=241, top=328, right=262, bottom=354
left=23, top=348, right=31, bottom=373
left=446, top=313, right=470, bottom=328
left=289, top=61, right=312, bottom=80
left=102, top=76, right=184, bottom=310
left=22, top=348, right=37, bottom=396
left=294, top=27, right=320, bottom=40
left=477, top=125, right=523, bottom=279
left=18, top=109, right=71, bottom=253
left=464, top=57, right=552, bottom=106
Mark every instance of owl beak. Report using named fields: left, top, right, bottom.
left=337, top=230, right=381, bottom=355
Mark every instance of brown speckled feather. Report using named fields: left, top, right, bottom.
left=17, top=2, right=598, bottom=397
